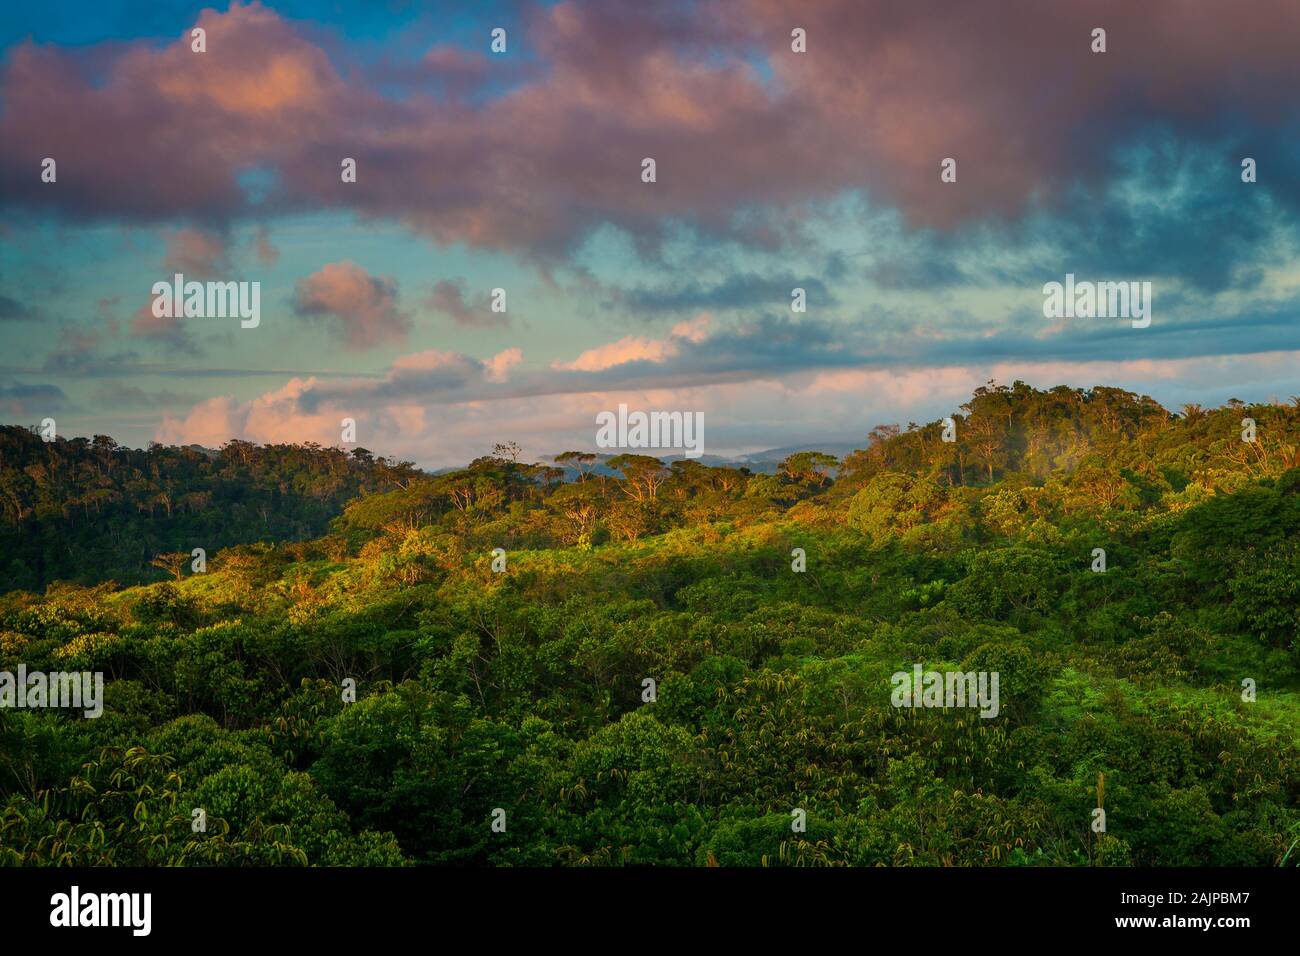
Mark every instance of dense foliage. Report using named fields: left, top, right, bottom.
left=2, top=382, right=1298, bottom=866
left=0, top=427, right=419, bottom=591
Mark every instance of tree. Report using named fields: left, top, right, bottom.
left=779, top=451, right=839, bottom=487
left=962, top=413, right=1005, bottom=482
left=492, top=441, right=522, bottom=464
left=550, top=482, right=602, bottom=547
left=607, top=454, right=669, bottom=502
left=150, top=550, right=190, bottom=580
left=555, top=451, right=598, bottom=482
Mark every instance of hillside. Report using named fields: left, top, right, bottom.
left=0, top=428, right=420, bottom=592
left=1, top=381, right=1298, bottom=866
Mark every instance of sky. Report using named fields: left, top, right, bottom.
left=1, top=0, right=1298, bottom=468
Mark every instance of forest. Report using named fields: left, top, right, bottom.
left=1, top=381, right=1298, bottom=866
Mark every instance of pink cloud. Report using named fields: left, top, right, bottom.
left=3, top=1, right=1299, bottom=254
left=293, top=261, right=410, bottom=350
left=154, top=395, right=246, bottom=447
left=485, top=347, right=523, bottom=383
left=553, top=314, right=712, bottom=371
left=156, top=377, right=344, bottom=447
left=552, top=336, right=678, bottom=372
left=0, top=2, right=346, bottom=221
left=162, top=227, right=230, bottom=278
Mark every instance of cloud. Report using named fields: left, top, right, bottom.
left=419, top=45, right=493, bottom=96
left=161, top=227, right=230, bottom=278
left=42, top=340, right=146, bottom=375
left=552, top=336, right=677, bottom=373
left=4, top=0, right=1296, bottom=269
left=732, top=0, right=1300, bottom=230
left=10, top=1, right=1300, bottom=459
left=485, top=347, right=523, bottom=383
left=295, top=346, right=524, bottom=413
left=425, top=278, right=506, bottom=328
left=128, top=301, right=200, bottom=356
left=0, top=295, right=37, bottom=321
left=552, top=313, right=712, bottom=371
left=152, top=349, right=1300, bottom=470
left=90, top=382, right=197, bottom=410
left=0, top=2, right=344, bottom=224
left=262, top=294, right=1300, bottom=419
left=293, top=261, right=411, bottom=350
left=156, top=377, right=343, bottom=447
left=0, top=381, right=66, bottom=418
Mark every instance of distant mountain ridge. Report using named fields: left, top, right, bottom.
left=537, top=443, right=862, bottom=478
